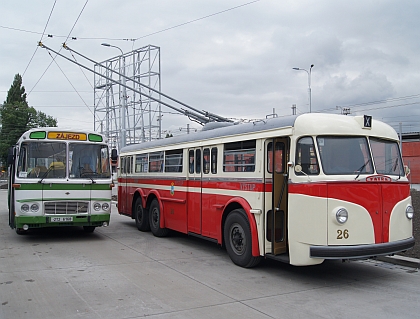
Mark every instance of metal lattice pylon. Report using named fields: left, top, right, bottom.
left=94, top=45, right=162, bottom=150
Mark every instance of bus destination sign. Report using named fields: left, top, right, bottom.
left=47, top=132, right=87, bottom=141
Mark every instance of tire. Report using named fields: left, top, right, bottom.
left=149, top=199, right=169, bottom=237
left=16, top=228, right=27, bottom=235
left=224, top=209, right=261, bottom=268
left=83, top=226, right=96, bottom=233
left=134, top=197, right=150, bottom=231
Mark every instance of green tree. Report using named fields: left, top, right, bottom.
left=0, top=74, right=57, bottom=163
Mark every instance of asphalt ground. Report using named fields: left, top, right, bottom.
left=1, top=189, right=420, bottom=319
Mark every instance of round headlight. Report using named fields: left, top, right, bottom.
left=336, top=208, right=348, bottom=224
left=93, top=202, right=101, bottom=211
left=30, top=203, right=39, bottom=212
left=406, top=205, right=414, bottom=220
left=102, top=203, right=110, bottom=211
left=21, top=204, right=29, bottom=213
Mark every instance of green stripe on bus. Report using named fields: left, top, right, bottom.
left=16, top=198, right=111, bottom=203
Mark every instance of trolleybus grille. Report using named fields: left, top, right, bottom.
left=44, top=202, right=89, bottom=215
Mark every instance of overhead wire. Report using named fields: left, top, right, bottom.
left=22, top=0, right=57, bottom=78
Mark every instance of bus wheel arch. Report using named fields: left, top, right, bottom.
left=223, top=208, right=261, bottom=268
left=148, top=198, right=169, bottom=237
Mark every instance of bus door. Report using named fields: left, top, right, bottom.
left=187, top=148, right=202, bottom=234
left=265, top=138, right=289, bottom=255
left=118, top=156, right=131, bottom=215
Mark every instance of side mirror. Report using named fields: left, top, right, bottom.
left=7, top=147, right=15, bottom=165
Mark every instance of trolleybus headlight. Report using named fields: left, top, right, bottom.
left=93, top=202, right=101, bottom=211
left=102, top=203, right=110, bottom=211
left=406, top=205, right=414, bottom=220
left=21, top=204, right=29, bottom=213
left=30, top=203, right=39, bottom=212
left=336, top=208, right=349, bottom=224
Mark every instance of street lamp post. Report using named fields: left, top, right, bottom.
left=101, top=43, right=126, bottom=149
left=293, top=64, right=314, bottom=113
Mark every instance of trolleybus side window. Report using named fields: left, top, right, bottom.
left=203, top=148, right=210, bottom=174
left=195, top=149, right=201, bottom=173
left=223, top=140, right=256, bottom=172
left=295, top=137, right=319, bottom=175
left=267, top=141, right=285, bottom=174
left=189, top=150, right=195, bottom=173
left=317, top=136, right=372, bottom=175
left=211, top=147, right=218, bottom=174
left=370, top=137, right=404, bottom=176
left=135, top=154, right=148, bottom=173
left=165, top=149, right=183, bottom=173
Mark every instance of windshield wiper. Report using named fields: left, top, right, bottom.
left=37, top=167, right=53, bottom=183
left=355, top=159, right=372, bottom=180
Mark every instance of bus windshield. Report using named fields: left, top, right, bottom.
left=317, top=136, right=373, bottom=175
left=69, top=143, right=111, bottom=179
left=370, top=137, right=404, bottom=176
left=16, top=141, right=111, bottom=179
left=18, top=141, right=67, bottom=179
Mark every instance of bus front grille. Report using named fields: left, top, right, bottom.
left=44, top=202, right=89, bottom=215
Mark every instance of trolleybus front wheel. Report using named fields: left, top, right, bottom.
left=224, top=209, right=261, bottom=268
left=134, top=197, right=150, bottom=231
left=149, top=199, right=169, bottom=237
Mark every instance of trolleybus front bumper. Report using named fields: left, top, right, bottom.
left=310, top=237, right=415, bottom=259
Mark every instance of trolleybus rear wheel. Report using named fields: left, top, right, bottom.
left=224, top=209, right=261, bottom=268
left=134, top=197, right=150, bottom=231
left=149, top=199, right=169, bottom=237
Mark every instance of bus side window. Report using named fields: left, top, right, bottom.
left=203, top=148, right=210, bottom=174
left=295, top=137, right=319, bottom=175
left=211, top=147, right=217, bottom=174
left=195, top=149, right=201, bottom=173
left=189, top=150, right=194, bottom=174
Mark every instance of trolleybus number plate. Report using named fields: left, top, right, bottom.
left=50, top=217, right=73, bottom=222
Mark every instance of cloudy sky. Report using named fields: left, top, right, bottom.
left=1, top=0, right=420, bottom=140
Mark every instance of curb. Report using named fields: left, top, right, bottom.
left=377, top=255, right=420, bottom=269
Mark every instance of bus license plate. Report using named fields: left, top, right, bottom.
left=50, top=216, right=73, bottom=222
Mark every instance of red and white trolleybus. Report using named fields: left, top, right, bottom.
left=117, top=113, right=415, bottom=267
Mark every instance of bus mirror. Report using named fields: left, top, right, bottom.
left=294, top=165, right=302, bottom=173
left=404, top=165, right=410, bottom=176
left=7, top=147, right=15, bottom=165
left=111, top=149, right=118, bottom=163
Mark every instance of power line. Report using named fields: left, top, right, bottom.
left=22, top=0, right=57, bottom=78
left=28, top=0, right=89, bottom=95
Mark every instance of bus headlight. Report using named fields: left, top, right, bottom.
left=336, top=208, right=349, bottom=224
left=406, top=205, right=414, bottom=220
left=21, top=204, right=29, bottom=213
left=102, top=203, right=110, bottom=211
left=30, top=203, right=39, bottom=212
left=93, top=202, right=101, bottom=211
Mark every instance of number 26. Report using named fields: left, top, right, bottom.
left=337, top=229, right=349, bottom=239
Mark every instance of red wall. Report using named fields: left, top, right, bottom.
left=402, top=141, right=420, bottom=184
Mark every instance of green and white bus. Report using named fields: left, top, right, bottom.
left=7, top=128, right=114, bottom=234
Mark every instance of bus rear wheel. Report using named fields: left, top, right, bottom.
left=224, top=209, right=261, bottom=268
left=134, top=197, right=150, bottom=231
left=149, top=199, right=169, bottom=237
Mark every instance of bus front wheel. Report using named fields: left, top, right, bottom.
left=83, top=226, right=96, bottom=233
left=134, top=197, right=150, bottom=231
left=224, top=209, right=261, bottom=268
left=149, top=199, right=169, bottom=237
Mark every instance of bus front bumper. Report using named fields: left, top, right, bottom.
left=310, top=237, right=415, bottom=259
left=15, top=214, right=110, bottom=229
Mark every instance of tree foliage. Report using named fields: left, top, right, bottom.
left=0, top=74, right=57, bottom=164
